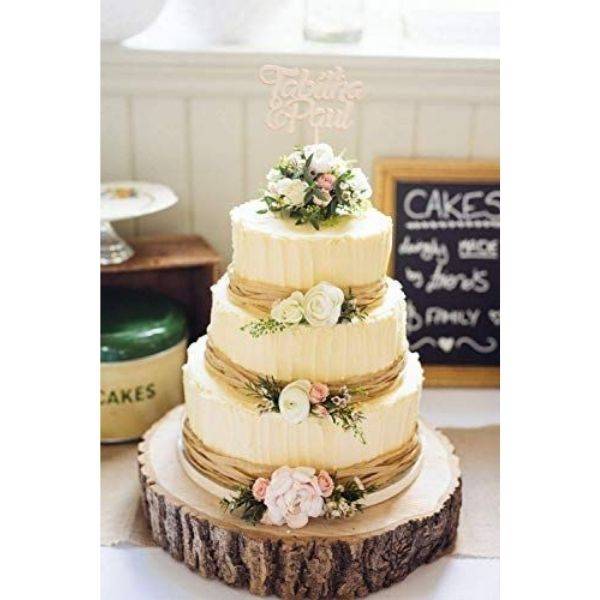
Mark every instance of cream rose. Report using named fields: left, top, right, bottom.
left=271, top=291, right=305, bottom=325
left=274, top=177, right=308, bottom=206
left=261, top=467, right=324, bottom=529
left=349, top=168, right=372, bottom=200
left=303, top=143, right=335, bottom=174
left=278, top=380, right=311, bottom=425
left=302, top=282, right=345, bottom=327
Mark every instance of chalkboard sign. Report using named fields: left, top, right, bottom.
left=374, top=159, right=499, bottom=387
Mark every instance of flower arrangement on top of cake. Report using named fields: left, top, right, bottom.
left=258, top=143, right=372, bottom=229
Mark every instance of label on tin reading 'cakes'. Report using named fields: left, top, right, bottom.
left=101, top=383, right=157, bottom=406
left=101, top=340, right=186, bottom=441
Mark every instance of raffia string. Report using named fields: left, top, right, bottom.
left=205, top=339, right=406, bottom=399
left=227, top=267, right=388, bottom=315
left=182, top=418, right=421, bottom=491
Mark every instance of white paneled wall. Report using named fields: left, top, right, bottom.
left=190, top=98, right=245, bottom=257
left=101, top=48, right=499, bottom=263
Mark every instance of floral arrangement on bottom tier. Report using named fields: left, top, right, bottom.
left=220, top=466, right=375, bottom=528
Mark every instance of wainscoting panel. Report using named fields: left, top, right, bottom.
left=131, top=97, right=191, bottom=235
left=101, top=47, right=499, bottom=262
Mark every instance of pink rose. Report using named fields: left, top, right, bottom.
left=317, top=470, right=334, bottom=498
left=312, top=404, right=329, bottom=418
left=260, top=467, right=324, bottom=529
left=252, top=477, right=269, bottom=501
left=309, top=382, right=329, bottom=405
left=316, top=173, right=336, bottom=191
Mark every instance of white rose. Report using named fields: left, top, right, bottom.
left=279, top=380, right=311, bottom=425
left=303, top=143, right=335, bottom=174
left=271, top=291, right=305, bottom=325
left=274, top=178, right=308, bottom=207
left=267, top=168, right=283, bottom=183
left=348, top=168, right=372, bottom=200
left=302, top=282, right=345, bottom=327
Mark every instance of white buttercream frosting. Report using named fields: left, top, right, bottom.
left=208, top=274, right=408, bottom=382
left=183, top=337, right=422, bottom=471
left=231, top=200, right=393, bottom=289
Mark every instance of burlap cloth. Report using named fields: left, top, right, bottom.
left=101, top=425, right=499, bottom=558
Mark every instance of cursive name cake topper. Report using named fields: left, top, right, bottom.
left=258, top=64, right=364, bottom=139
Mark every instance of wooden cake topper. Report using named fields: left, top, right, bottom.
left=258, top=64, right=364, bottom=142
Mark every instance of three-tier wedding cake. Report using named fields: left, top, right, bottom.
left=180, top=143, right=424, bottom=529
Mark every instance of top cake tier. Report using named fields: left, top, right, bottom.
left=231, top=199, right=392, bottom=289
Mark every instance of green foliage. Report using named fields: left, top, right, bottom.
left=240, top=318, right=289, bottom=338
left=339, top=292, right=367, bottom=324
left=220, top=487, right=267, bottom=525
left=244, top=376, right=282, bottom=412
left=326, top=402, right=366, bottom=444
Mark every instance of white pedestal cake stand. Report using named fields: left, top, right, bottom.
left=138, top=406, right=462, bottom=599
left=100, top=181, right=178, bottom=265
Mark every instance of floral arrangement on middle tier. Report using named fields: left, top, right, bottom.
left=221, top=466, right=374, bottom=528
left=245, top=376, right=366, bottom=442
left=241, top=281, right=366, bottom=338
left=259, top=143, right=372, bottom=229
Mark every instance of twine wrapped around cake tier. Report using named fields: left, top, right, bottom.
left=181, top=418, right=421, bottom=492
left=227, top=267, right=388, bottom=315
left=204, top=339, right=406, bottom=399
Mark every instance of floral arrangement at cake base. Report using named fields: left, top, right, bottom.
left=220, top=466, right=374, bottom=528
left=258, top=143, right=372, bottom=229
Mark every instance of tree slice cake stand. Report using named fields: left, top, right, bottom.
left=138, top=406, right=462, bottom=599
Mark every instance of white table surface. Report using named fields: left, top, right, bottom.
left=101, top=388, right=499, bottom=600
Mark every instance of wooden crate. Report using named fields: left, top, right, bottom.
left=101, top=235, right=221, bottom=341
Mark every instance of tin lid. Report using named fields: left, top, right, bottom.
left=101, top=287, right=188, bottom=362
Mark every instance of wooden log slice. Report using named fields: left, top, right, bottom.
left=138, top=406, right=461, bottom=599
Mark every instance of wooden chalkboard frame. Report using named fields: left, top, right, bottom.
left=373, top=158, right=500, bottom=388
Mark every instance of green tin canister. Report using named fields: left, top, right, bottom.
left=101, top=287, right=188, bottom=442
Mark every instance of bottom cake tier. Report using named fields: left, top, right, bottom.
left=183, top=336, right=423, bottom=472
left=138, top=406, right=462, bottom=599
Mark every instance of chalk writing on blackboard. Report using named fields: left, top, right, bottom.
left=395, top=181, right=500, bottom=366
left=410, top=336, right=498, bottom=354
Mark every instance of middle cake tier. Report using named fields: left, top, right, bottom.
left=184, top=336, right=422, bottom=471
left=208, top=274, right=409, bottom=382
